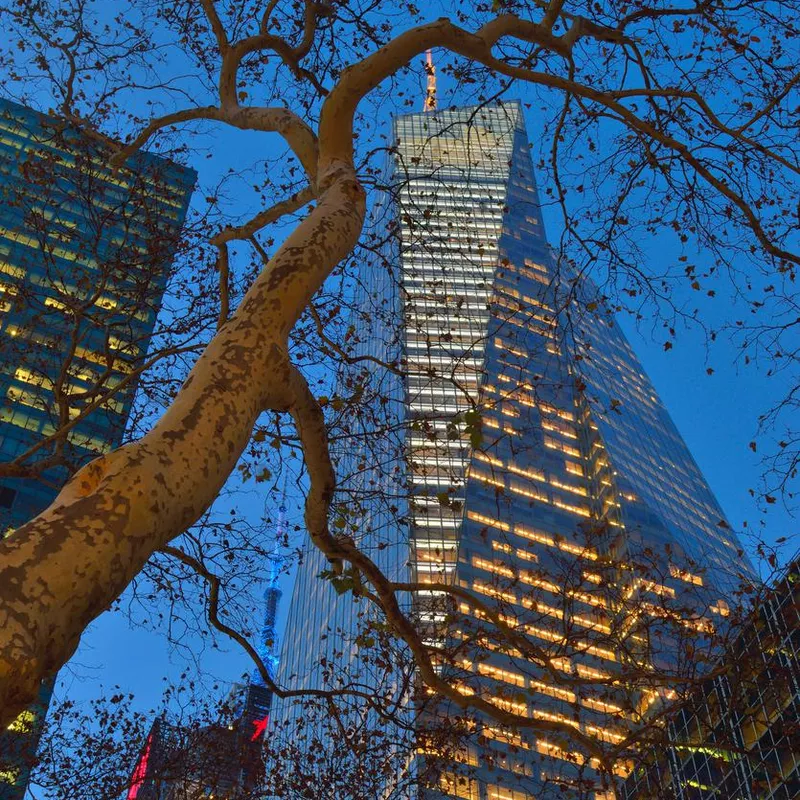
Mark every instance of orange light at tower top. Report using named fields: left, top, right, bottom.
left=423, top=49, right=436, bottom=111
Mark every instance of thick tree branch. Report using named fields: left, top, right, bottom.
left=0, top=151, right=359, bottom=725
left=159, top=544, right=392, bottom=709
left=199, top=0, right=229, bottom=54
left=112, top=105, right=318, bottom=187
left=209, top=186, right=315, bottom=246
left=1, top=12, right=795, bottom=779
left=111, top=106, right=225, bottom=166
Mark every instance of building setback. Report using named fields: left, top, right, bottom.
left=0, top=97, right=195, bottom=798
left=272, top=101, right=756, bottom=799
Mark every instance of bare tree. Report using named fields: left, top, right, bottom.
left=0, top=0, right=797, bottom=796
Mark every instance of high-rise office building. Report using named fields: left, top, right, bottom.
left=273, top=101, right=754, bottom=798
left=0, top=97, right=195, bottom=798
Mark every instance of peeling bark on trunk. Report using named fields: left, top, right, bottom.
left=0, top=169, right=365, bottom=726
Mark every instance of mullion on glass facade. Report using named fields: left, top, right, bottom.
left=621, top=560, right=799, bottom=800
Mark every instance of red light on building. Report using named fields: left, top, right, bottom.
left=127, top=732, right=153, bottom=800
left=250, top=716, right=269, bottom=742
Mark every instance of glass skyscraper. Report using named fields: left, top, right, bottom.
left=0, top=97, right=195, bottom=798
left=273, top=102, right=754, bottom=799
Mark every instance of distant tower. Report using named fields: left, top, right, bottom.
left=423, top=49, right=436, bottom=111
left=253, top=487, right=286, bottom=684
left=125, top=495, right=287, bottom=800
left=253, top=551, right=283, bottom=684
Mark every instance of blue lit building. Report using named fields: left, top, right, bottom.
left=0, top=97, right=195, bottom=797
left=273, top=101, right=755, bottom=799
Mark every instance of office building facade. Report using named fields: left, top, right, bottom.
left=0, top=97, right=195, bottom=797
left=622, top=559, right=799, bottom=800
left=274, top=102, right=754, bottom=799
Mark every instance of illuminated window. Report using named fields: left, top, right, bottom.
left=529, top=679, right=575, bottom=703
left=472, top=556, right=515, bottom=579
left=494, top=336, right=527, bottom=358
left=541, top=419, right=577, bottom=439
left=550, top=477, right=588, bottom=497
left=476, top=662, right=525, bottom=687
left=472, top=580, right=516, bottom=604
left=6, top=386, right=47, bottom=411
left=95, top=295, right=118, bottom=310
left=508, top=463, right=545, bottom=482
left=509, top=481, right=547, bottom=502
left=669, top=564, right=704, bottom=586
left=44, top=295, right=69, bottom=311
left=538, top=401, right=574, bottom=421
left=14, top=367, right=49, bottom=388
left=582, top=696, right=623, bottom=714
left=513, top=523, right=554, bottom=547
left=485, top=693, right=528, bottom=715
left=6, top=709, right=35, bottom=733
left=467, top=510, right=510, bottom=532
left=486, top=784, right=536, bottom=800
left=710, top=599, right=730, bottom=617
left=552, top=497, right=591, bottom=518
left=470, top=468, right=505, bottom=489
left=482, top=726, right=528, bottom=749
left=584, top=723, right=626, bottom=744
left=0, top=261, right=25, bottom=278
left=438, top=771, right=479, bottom=800
left=0, top=768, right=19, bottom=784
left=544, top=435, right=581, bottom=458
left=66, top=430, right=112, bottom=453
left=576, top=663, right=610, bottom=681
left=474, top=451, right=503, bottom=468
left=484, top=416, right=519, bottom=436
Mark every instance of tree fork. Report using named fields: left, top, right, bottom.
left=0, top=169, right=366, bottom=727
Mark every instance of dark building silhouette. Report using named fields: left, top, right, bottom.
left=127, top=682, right=273, bottom=800
left=622, top=559, right=799, bottom=800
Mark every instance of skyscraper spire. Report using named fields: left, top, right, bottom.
left=423, top=49, right=436, bottom=111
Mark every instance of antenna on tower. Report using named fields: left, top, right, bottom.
left=423, top=49, right=436, bottom=112
left=252, top=480, right=288, bottom=685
